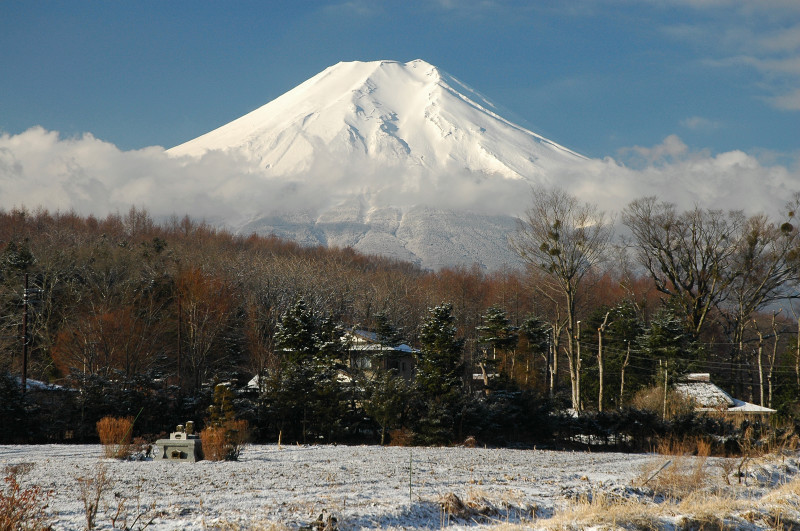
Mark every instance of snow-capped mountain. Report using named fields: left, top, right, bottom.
left=168, top=59, right=592, bottom=270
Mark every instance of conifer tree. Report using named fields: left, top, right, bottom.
left=265, top=299, right=347, bottom=443
left=476, top=306, right=518, bottom=388
left=414, top=303, right=465, bottom=444
left=364, top=371, right=409, bottom=445
left=416, top=303, right=464, bottom=396
left=375, top=312, right=403, bottom=347
left=207, top=383, right=236, bottom=427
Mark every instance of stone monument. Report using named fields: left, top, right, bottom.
left=154, top=421, right=203, bottom=462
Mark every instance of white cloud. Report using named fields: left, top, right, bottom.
left=659, top=3, right=800, bottom=112
left=617, top=134, right=689, bottom=165
left=769, top=88, right=800, bottom=111
left=0, top=129, right=797, bottom=235
left=681, top=116, right=722, bottom=131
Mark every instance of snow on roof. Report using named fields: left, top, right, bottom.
left=14, top=376, right=68, bottom=391
left=727, top=398, right=776, bottom=414
left=347, top=330, right=418, bottom=353
left=674, top=381, right=735, bottom=408
left=352, top=329, right=379, bottom=342
left=246, top=375, right=261, bottom=390
left=674, top=379, right=776, bottom=414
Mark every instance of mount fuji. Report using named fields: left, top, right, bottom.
left=168, top=59, right=594, bottom=270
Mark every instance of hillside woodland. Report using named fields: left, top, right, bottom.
left=2, top=189, right=800, bottom=448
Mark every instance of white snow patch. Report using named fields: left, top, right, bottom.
left=2, top=444, right=655, bottom=530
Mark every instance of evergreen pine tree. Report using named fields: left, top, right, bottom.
left=375, top=312, right=403, bottom=347
left=476, top=307, right=518, bottom=387
left=417, top=303, right=464, bottom=396
left=207, top=383, right=236, bottom=427
left=637, top=302, right=702, bottom=384
left=264, top=299, right=347, bottom=443
left=363, top=371, right=409, bottom=445
left=274, top=299, right=317, bottom=363
left=413, top=303, right=465, bottom=444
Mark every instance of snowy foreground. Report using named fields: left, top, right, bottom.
left=2, top=444, right=800, bottom=530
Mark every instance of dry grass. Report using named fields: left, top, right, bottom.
left=200, top=427, right=228, bottom=461
left=200, top=419, right=250, bottom=461
left=531, top=493, right=663, bottom=530
left=96, top=416, right=134, bottom=459
left=76, top=464, right=111, bottom=530
left=210, top=522, right=289, bottom=530
left=503, top=448, right=800, bottom=531
left=634, top=438, right=713, bottom=502
left=523, top=489, right=767, bottom=530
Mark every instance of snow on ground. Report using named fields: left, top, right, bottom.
left=1, top=444, right=655, bottom=530
left=2, top=444, right=800, bottom=530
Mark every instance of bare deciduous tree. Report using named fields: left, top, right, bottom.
left=622, top=197, right=746, bottom=339
left=510, top=187, right=612, bottom=411
left=721, top=210, right=800, bottom=387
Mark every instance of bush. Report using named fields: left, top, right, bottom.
left=631, top=386, right=695, bottom=419
left=200, top=419, right=249, bottom=461
left=0, top=464, right=51, bottom=531
left=387, top=427, right=415, bottom=446
left=96, top=416, right=134, bottom=459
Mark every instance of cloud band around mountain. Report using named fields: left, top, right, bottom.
left=0, top=127, right=796, bottom=229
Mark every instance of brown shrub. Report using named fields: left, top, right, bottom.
left=631, top=385, right=696, bottom=419
left=200, top=419, right=249, bottom=461
left=388, top=427, right=414, bottom=446
left=96, top=416, right=134, bottom=459
left=0, top=465, right=52, bottom=531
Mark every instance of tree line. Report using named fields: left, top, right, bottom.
left=1, top=188, right=800, bottom=445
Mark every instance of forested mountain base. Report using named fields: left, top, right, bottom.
left=1, top=206, right=799, bottom=447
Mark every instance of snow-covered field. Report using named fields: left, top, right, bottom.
left=2, top=444, right=799, bottom=530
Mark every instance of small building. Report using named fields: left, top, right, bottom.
left=346, top=329, right=417, bottom=381
left=673, top=373, right=776, bottom=420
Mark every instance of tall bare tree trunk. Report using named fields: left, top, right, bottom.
left=619, top=340, right=630, bottom=408
left=754, top=321, right=765, bottom=407
left=597, top=312, right=610, bottom=412
left=796, top=317, right=799, bottom=392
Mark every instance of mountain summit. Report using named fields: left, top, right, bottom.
left=169, top=59, right=585, bottom=178
left=168, top=59, right=591, bottom=270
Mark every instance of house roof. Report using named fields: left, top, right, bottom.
left=14, top=376, right=69, bottom=391
left=674, top=382, right=735, bottom=408
left=347, top=330, right=418, bottom=354
left=674, top=379, right=776, bottom=415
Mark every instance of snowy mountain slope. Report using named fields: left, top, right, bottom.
left=236, top=204, right=521, bottom=270
left=168, top=59, right=585, bottom=179
left=168, top=59, right=592, bottom=270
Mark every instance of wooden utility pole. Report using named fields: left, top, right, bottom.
left=177, top=295, right=182, bottom=389
left=21, top=273, right=29, bottom=394
left=575, top=320, right=582, bottom=411
left=662, top=360, right=668, bottom=420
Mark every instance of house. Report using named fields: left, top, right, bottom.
left=346, top=329, right=417, bottom=381
left=673, top=373, right=776, bottom=420
left=245, top=329, right=418, bottom=391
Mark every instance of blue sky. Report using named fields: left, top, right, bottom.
left=1, top=0, right=798, bottom=161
